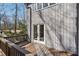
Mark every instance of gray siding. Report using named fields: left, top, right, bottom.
left=27, top=3, right=77, bottom=54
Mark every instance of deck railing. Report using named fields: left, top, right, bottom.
left=4, top=34, right=28, bottom=43
left=0, top=34, right=31, bottom=56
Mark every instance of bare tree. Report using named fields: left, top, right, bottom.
left=0, top=4, right=5, bottom=32
left=14, top=3, right=18, bottom=34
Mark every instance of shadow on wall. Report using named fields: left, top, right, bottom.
left=37, top=4, right=76, bottom=52
left=37, top=10, right=65, bottom=50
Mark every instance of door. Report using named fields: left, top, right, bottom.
left=33, top=25, right=38, bottom=40
left=33, top=24, right=44, bottom=44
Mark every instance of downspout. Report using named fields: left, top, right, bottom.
left=27, top=7, right=32, bottom=42
left=76, top=3, right=79, bottom=56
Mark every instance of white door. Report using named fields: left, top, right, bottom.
left=33, top=24, right=44, bottom=44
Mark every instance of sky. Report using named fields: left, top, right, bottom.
left=0, top=3, right=26, bottom=23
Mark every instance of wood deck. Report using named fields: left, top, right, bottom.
left=20, top=43, right=73, bottom=56
left=0, top=49, right=6, bottom=56
left=0, top=42, right=74, bottom=56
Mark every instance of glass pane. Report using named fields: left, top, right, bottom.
left=40, top=25, right=44, bottom=41
left=34, top=4, right=37, bottom=10
left=43, top=3, right=48, bottom=7
left=40, top=38, right=44, bottom=41
left=50, top=3, right=55, bottom=5
left=31, top=4, right=34, bottom=11
left=37, top=3, right=42, bottom=9
left=33, top=25, right=37, bottom=40
left=33, top=4, right=37, bottom=11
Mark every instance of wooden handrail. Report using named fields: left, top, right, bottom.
left=4, top=34, right=28, bottom=38
left=3, top=34, right=28, bottom=43
left=0, top=37, right=30, bottom=56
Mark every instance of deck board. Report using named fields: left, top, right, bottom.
left=0, top=49, right=6, bottom=56
left=21, top=43, right=73, bottom=56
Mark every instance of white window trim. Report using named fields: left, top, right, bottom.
left=33, top=24, right=45, bottom=44
left=32, top=3, right=58, bottom=12
left=48, top=3, right=50, bottom=7
left=36, top=3, right=37, bottom=10
left=41, top=3, right=43, bottom=9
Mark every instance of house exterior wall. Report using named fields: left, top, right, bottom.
left=27, top=3, right=77, bottom=54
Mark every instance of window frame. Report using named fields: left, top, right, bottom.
left=43, top=3, right=49, bottom=8
left=33, top=24, right=45, bottom=44
left=32, top=3, right=57, bottom=12
left=50, top=3, right=56, bottom=5
left=37, top=3, right=42, bottom=10
left=33, top=24, right=38, bottom=40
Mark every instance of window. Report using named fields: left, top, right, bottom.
left=31, top=4, right=34, bottom=11
left=33, top=25, right=37, bottom=40
left=31, top=4, right=37, bottom=11
left=33, top=24, right=44, bottom=42
left=50, top=3, right=55, bottom=5
left=37, top=3, right=42, bottom=9
left=40, top=25, right=44, bottom=41
left=43, top=3, right=48, bottom=7
left=34, top=4, right=37, bottom=10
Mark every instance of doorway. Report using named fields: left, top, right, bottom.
left=33, top=24, right=44, bottom=44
